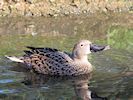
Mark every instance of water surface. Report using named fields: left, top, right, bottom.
left=0, top=13, right=132, bottom=100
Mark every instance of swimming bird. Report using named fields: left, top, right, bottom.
left=6, top=40, right=110, bottom=76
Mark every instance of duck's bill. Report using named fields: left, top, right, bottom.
left=90, top=44, right=110, bottom=52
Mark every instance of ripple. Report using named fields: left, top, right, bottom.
left=0, top=79, right=14, bottom=84
left=0, top=89, right=18, bottom=94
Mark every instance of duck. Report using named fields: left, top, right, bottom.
left=6, top=40, right=110, bottom=76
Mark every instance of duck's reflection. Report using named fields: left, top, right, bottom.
left=72, top=74, right=92, bottom=100
left=21, top=72, right=107, bottom=100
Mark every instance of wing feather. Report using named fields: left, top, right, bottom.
left=24, top=53, right=73, bottom=75
left=24, top=47, right=72, bottom=63
left=23, top=47, right=73, bottom=75
left=26, top=46, right=58, bottom=53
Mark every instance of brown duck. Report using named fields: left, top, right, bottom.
left=6, top=40, right=110, bottom=76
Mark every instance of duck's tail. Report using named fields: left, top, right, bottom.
left=5, top=55, right=24, bottom=63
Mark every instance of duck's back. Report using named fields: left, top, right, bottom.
left=23, top=47, right=80, bottom=75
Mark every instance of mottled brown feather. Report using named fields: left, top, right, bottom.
left=23, top=47, right=76, bottom=75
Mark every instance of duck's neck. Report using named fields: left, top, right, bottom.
left=72, top=54, right=88, bottom=63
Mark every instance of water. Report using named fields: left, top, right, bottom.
left=0, top=13, right=132, bottom=100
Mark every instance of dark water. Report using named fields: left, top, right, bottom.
left=0, top=13, right=132, bottom=100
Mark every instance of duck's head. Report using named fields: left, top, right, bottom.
left=72, top=40, right=110, bottom=61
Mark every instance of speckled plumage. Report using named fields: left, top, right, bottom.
left=6, top=40, right=109, bottom=76
left=23, top=47, right=92, bottom=76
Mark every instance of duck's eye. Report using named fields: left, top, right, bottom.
left=80, top=44, right=83, bottom=46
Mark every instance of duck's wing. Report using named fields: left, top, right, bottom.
left=23, top=47, right=73, bottom=75
left=24, top=46, right=72, bottom=62
left=24, top=46, right=58, bottom=55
